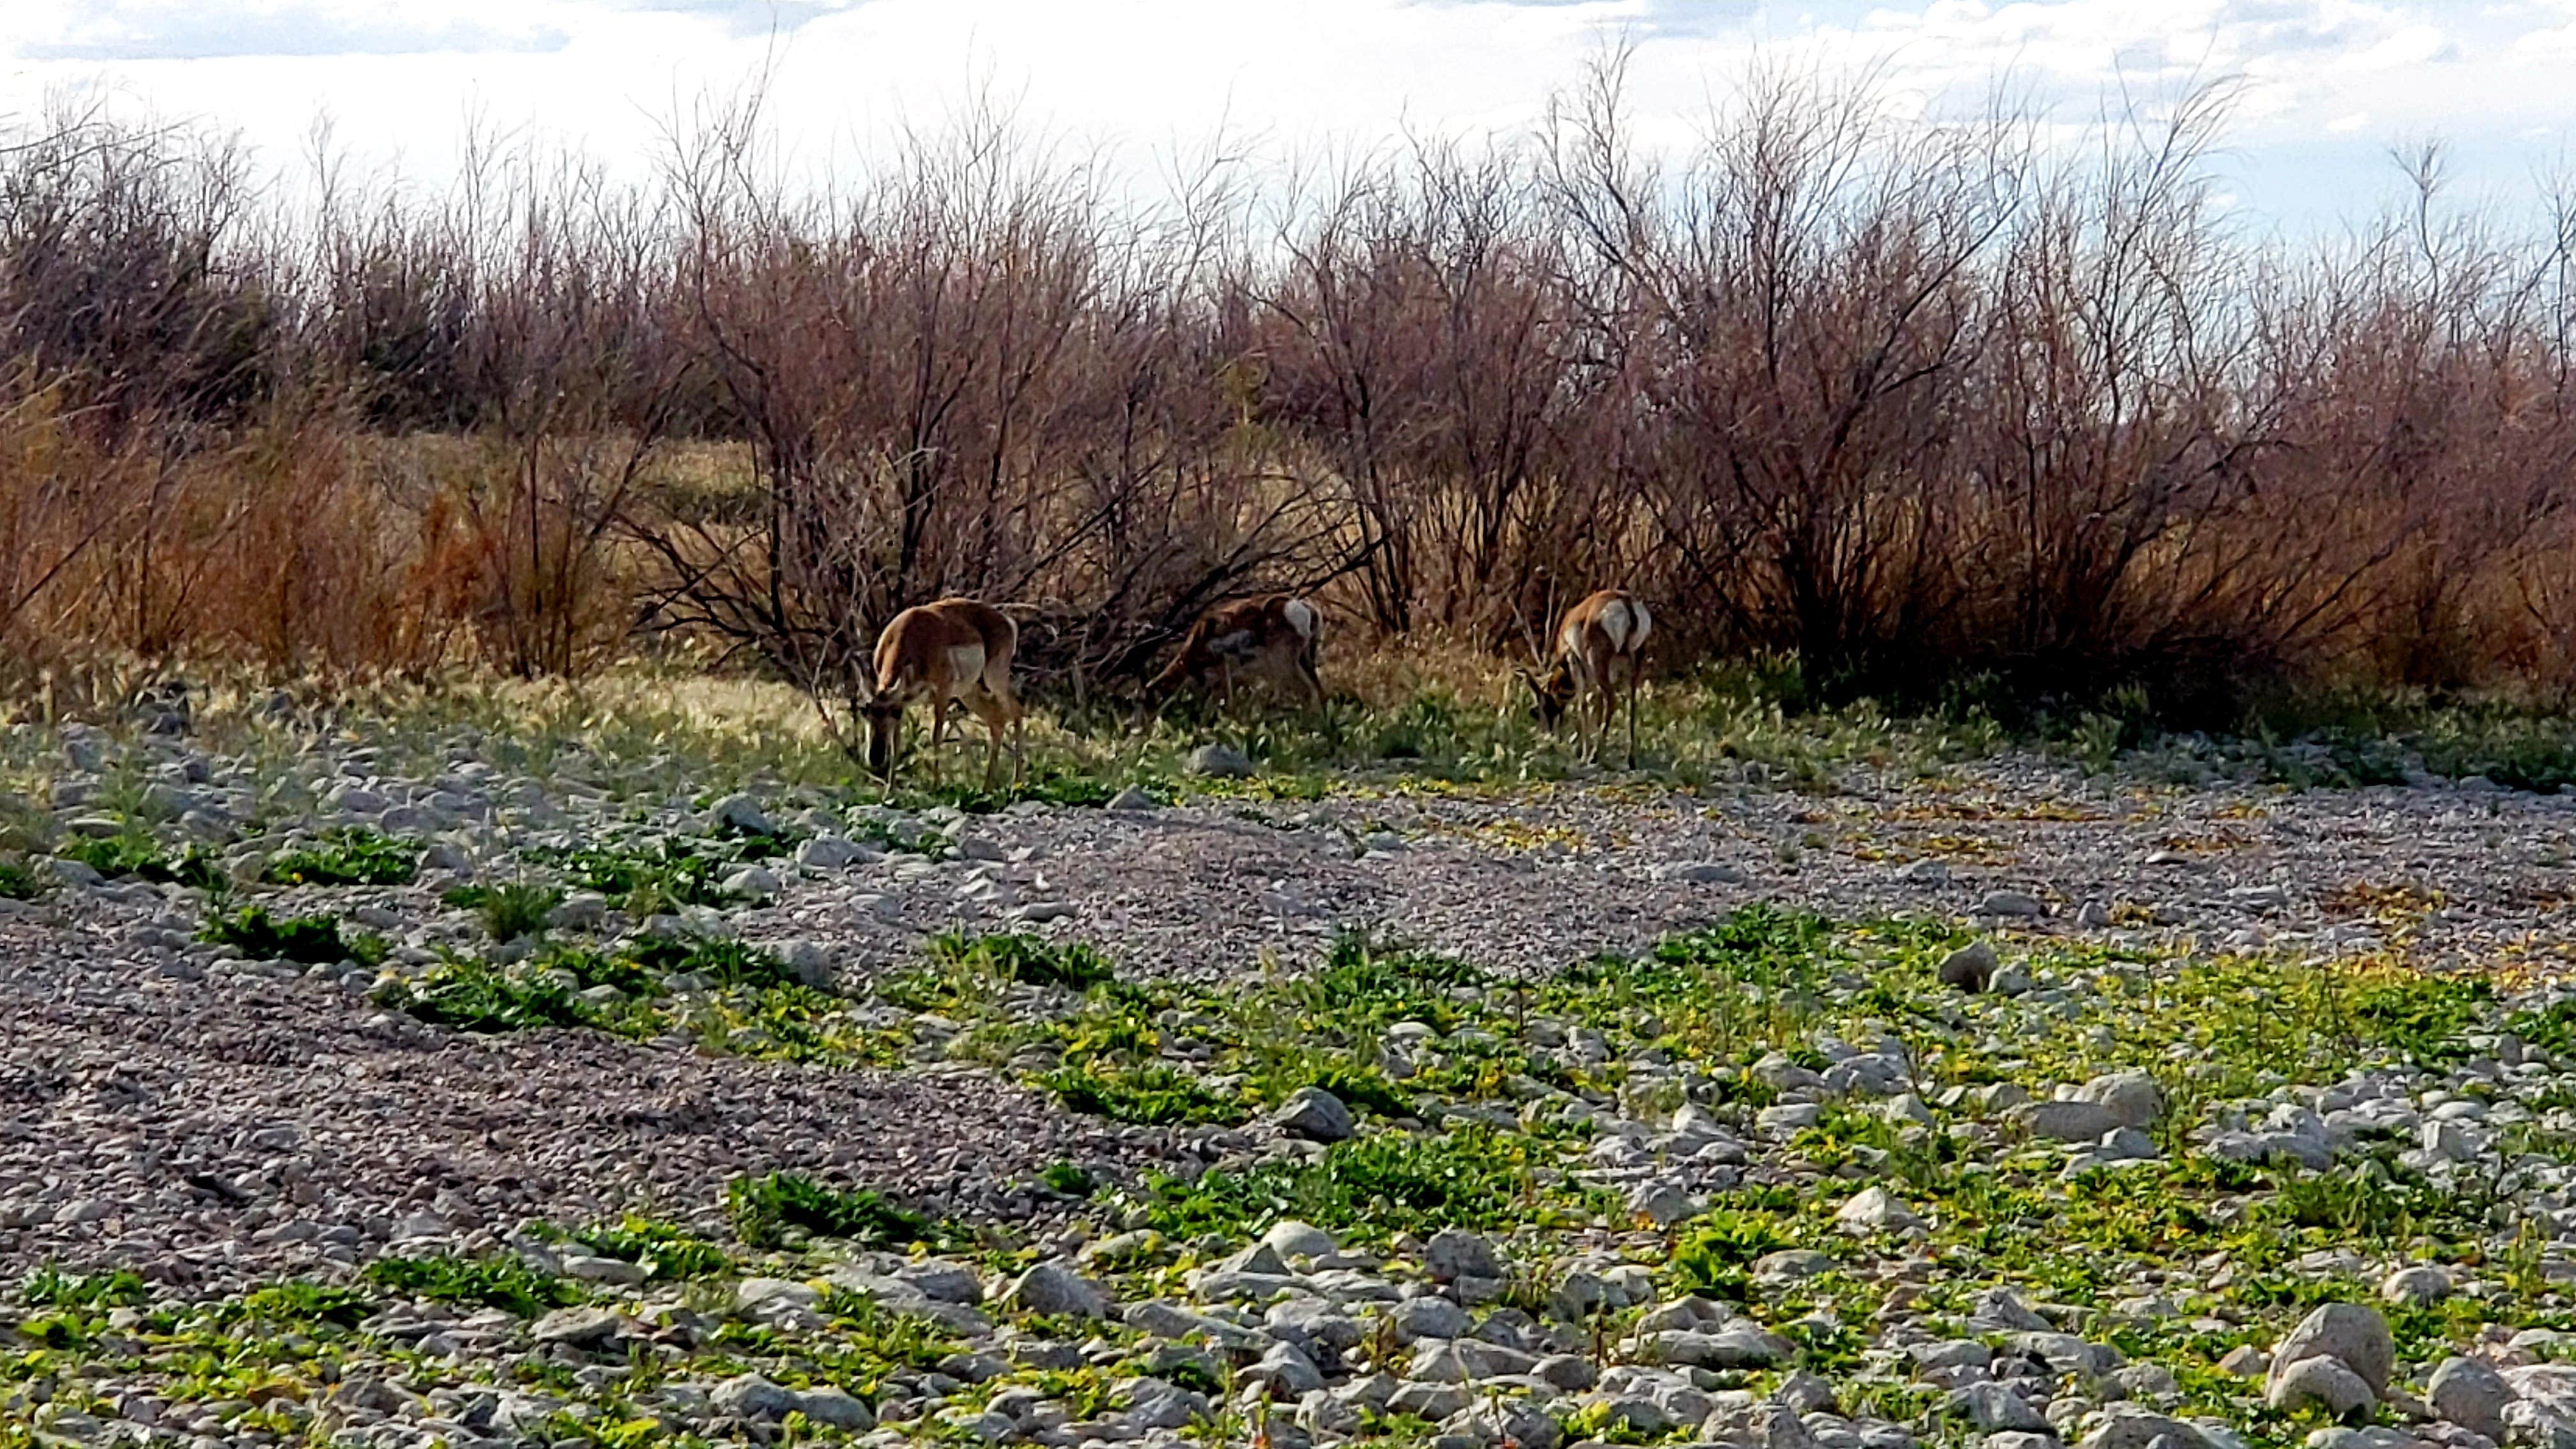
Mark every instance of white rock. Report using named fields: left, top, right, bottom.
left=2269, top=1302, right=2395, bottom=1397
left=1834, top=1185, right=1924, bottom=1234
left=2380, top=1264, right=2451, bottom=1307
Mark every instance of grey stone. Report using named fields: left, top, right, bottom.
left=1425, top=1229, right=1501, bottom=1284
left=795, top=1388, right=875, bottom=1430
left=1953, top=1382, right=2052, bottom=1433
left=1263, top=1220, right=1338, bottom=1261
left=997, top=1262, right=1111, bottom=1319
left=795, top=834, right=875, bottom=868
left=559, top=1255, right=648, bottom=1287
left=775, top=939, right=836, bottom=990
left=894, top=1259, right=985, bottom=1304
left=1535, top=1354, right=1597, bottom=1391
left=1186, top=744, right=1256, bottom=778
left=708, top=794, right=776, bottom=836
left=1241, top=1342, right=1326, bottom=1398
left=1271, top=1085, right=1356, bottom=1142
left=735, top=1278, right=820, bottom=1318
left=720, top=864, right=781, bottom=901
left=547, top=892, right=610, bottom=931
left=2381, top=1265, right=2452, bottom=1307
left=1938, top=940, right=1998, bottom=992
left=1627, top=1177, right=1698, bottom=1227
left=1387, top=1382, right=1473, bottom=1420
left=1979, top=890, right=2048, bottom=917
left=2018, top=1100, right=2125, bottom=1143
left=2427, top=1356, right=2513, bottom=1441
left=530, top=1307, right=623, bottom=1349
left=1834, top=1185, right=1924, bottom=1234
left=2076, top=1406, right=2212, bottom=1449
left=1444, top=1398, right=1563, bottom=1449
left=2076, top=1072, right=2165, bottom=1128
left=1389, top=1294, right=1471, bottom=1343
left=2267, top=1355, right=2375, bottom=1420
left=2270, top=1303, right=2395, bottom=1397
left=1655, top=861, right=1748, bottom=885
left=711, top=1374, right=798, bottom=1421
left=1639, top=1321, right=1793, bottom=1369
left=1107, top=785, right=1158, bottom=811
left=2219, top=1345, right=2270, bottom=1377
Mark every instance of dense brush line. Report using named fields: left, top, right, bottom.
left=1, top=66, right=2572, bottom=722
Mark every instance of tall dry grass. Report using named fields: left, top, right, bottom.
left=1, top=66, right=2573, bottom=726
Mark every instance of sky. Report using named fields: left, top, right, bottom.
left=2, top=0, right=2572, bottom=238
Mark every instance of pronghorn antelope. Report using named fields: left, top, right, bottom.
left=1524, top=588, right=1652, bottom=765
left=1147, top=593, right=1325, bottom=714
left=862, top=597, right=1025, bottom=788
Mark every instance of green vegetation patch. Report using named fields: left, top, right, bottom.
left=726, top=1172, right=943, bottom=1251
left=259, top=827, right=420, bottom=886
left=362, top=1254, right=582, bottom=1316
left=199, top=905, right=385, bottom=967
left=60, top=834, right=224, bottom=889
left=548, top=1216, right=732, bottom=1280
left=1139, top=1125, right=1603, bottom=1242
left=924, top=930, right=1116, bottom=991
left=377, top=959, right=603, bottom=1034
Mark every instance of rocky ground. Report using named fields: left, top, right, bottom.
left=5, top=716, right=2576, bottom=1449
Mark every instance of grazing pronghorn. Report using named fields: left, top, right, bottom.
left=1525, top=588, right=1652, bottom=765
left=862, top=597, right=1025, bottom=788
left=1146, top=593, right=1325, bottom=714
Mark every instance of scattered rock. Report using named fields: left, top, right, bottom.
left=996, top=1262, right=1111, bottom=1319
left=1269, top=1085, right=1356, bottom=1142
left=2268, top=1354, right=2376, bottom=1419
left=1938, top=939, right=1999, bottom=992
left=2270, top=1302, right=2395, bottom=1398
left=1186, top=744, right=1256, bottom=778
left=2428, top=1356, right=2514, bottom=1440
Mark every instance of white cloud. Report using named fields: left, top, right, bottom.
left=18, top=1, right=565, bottom=60
left=0, top=0, right=2562, bottom=233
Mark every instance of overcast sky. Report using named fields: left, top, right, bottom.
left=3, top=1, right=2572, bottom=235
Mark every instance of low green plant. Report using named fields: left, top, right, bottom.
left=229, top=1280, right=372, bottom=1328
left=378, top=961, right=599, bottom=1034
left=473, top=881, right=563, bottom=941
left=726, top=1172, right=939, bottom=1250
left=628, top=935, right=797, bottom=990
left=528, top=839, right=733, bottom=915
left=1038, top=1061, right=1239, bottom=1126
left=199, top=905, right=383, bottom=966
left=556, top=1216, right=730, bottom=1279
left=926, top=930, right=1116, bottom=990
left=18, top=1264, right=149, bottom=1310
left=362, top=1254, right=581, bottom=1316
left=260, top=828, right=420, bottom=887
left=59, top=834, right=224, bottom=889
left=1669, top=1208, right=1799, bottom=1298
left=1139, top=1124, right=1587, bottom=1240
left=0, top=855, right=44, bottom=901
left=1040, top=1162, right=1097, bottom=1197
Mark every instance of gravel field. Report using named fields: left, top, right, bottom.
left=8, top=723, right=2576, bottom=1449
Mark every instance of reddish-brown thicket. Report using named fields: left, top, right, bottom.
left=3, top=70, right=2574, bottom=721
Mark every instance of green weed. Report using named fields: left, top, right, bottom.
left=726, top=1172, right=940, bottom=1250
left=924, top=931, right=1116, bottom=991
left=199, top=905, right=384, bottom=966
left=362, top=1254, right=581, bottom=1316
left=260, top=827, right=420, bottom=886
left=377, top=960, right=599, bottom=1033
